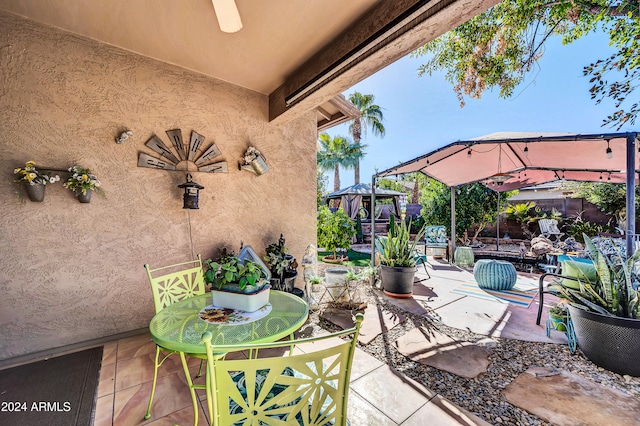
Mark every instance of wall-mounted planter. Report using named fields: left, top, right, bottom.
left=76, top=190, right=92, bottom=203
left=23, top=182, right=46, bottom=202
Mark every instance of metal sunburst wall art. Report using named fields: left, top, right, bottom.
left=137, top=128, right=228, bottom=209
left=137, top=129, right=228, bottom=174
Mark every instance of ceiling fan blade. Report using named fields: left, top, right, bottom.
left=212, top=0, right=243, bottom=33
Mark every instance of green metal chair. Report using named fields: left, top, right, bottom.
left=144, top=255, right=206, bottom=420
left=424, top=225, right=449, bottom=261
left=202, top=313, right=364, bottom=425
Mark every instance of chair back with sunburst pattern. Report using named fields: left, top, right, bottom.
left=144, top=255, right=205, bottom=313
left=202, top=313, right=363, bottom=426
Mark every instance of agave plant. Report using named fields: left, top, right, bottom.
left=550, top=234, right=640, bottom=318
left=380, top=215, right=426, bottom=268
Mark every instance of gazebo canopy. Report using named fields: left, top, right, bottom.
left=324, top=183, right=405, bottom=199
left=376, top=132, right=639, bottom=192
left=373, top=131, right=639, bottom=255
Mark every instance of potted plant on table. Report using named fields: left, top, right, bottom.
left=14, top=161, right=60, bottom=202
left=63, top=165, right=104, bottom=203
left=549, top=234, right=640, bottom=376
left=204, top=248, right=271, bottom=312
left=379, top=215, right=426, bottom=298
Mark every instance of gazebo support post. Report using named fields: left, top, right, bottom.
left=451, top=186, right=456, bottom=261
left=371, top=174, right=377, bottom=267
left=626, top=133, right=636, bottom=256
left=496, top=191, right=500, bottom=252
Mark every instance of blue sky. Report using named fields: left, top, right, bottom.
left=323, top=30, right=628, bottom=190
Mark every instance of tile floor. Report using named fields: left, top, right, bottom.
left=94, top=329, right=489, bottom=425
left=95, top=256, right=565, bottom=426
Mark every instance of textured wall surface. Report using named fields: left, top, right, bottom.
left=0, top=11, right=317, bottom=362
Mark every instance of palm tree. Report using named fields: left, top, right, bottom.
left=317, top=133, right=364, bottom=194
left=348, top=92, right=385, bottom=184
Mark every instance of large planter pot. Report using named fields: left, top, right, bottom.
left=23, top=182, right=45, bottom=202
left=568, top=305, right=640, bottom=376
left=211, top=285, right=270, bottom=312
left=380, top=265, right=415, bottom=298
left=473, top=259, right=517, bottom=291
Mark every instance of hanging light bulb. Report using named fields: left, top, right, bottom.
left=605, top=139, right=613, bottom=159
left=489, top=144, right=514, bottom=186
left=523, top=143, right=529, bottom=158
left=467, top=148, right=472, bottom=159
left=599, top=172, right=603, bottom=180
left=608, top=173, right=612, bottom=181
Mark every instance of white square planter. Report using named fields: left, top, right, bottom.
left=211, top=286, right=270, bottom=312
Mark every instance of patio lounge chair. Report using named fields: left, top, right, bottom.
left=535, top=255, right=596, bottom=325
left=424, top=225, right=449, bottom=261
left=538, top=219, right=564, bottom=243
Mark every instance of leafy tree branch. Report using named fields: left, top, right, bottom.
left=412, top=0, right=639, bottom=129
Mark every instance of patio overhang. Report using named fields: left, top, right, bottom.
left=373, top=131, right=639, bottom=256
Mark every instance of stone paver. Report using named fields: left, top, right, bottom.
left=319, top=305, right=406, bottom=345
left=503, top=366, right=640, bottom=426
left=394, top=327, right=491, bottom=378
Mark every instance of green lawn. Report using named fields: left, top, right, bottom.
left=317, top=249, right=372, bottom=267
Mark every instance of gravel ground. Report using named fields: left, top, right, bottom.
left=304, top=263, right=640, bottom=426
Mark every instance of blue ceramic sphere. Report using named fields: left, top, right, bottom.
left=473, top=259, right=517, bottom=291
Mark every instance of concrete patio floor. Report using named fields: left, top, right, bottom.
left=384, top=257, right=567, bottom=345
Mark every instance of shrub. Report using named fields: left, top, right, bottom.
left=317, top=206, right=356, bottom=260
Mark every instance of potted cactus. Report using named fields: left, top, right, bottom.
left=378, top=215, right=426, bottom=298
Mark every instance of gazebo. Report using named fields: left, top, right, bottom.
left=324, top=183, right=404, bottom=220
left=372, top=132, right=639, bottom=256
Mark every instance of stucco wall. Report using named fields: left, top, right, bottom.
left=0, top=12, right=317, bottom=362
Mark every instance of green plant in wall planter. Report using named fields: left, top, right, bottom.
left=13, top=161, right=60, bottom=202
left=63, top=165, right=104, bottom=203
left=317, top=205, right=356, bottom=263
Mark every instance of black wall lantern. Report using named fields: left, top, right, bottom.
left=178, top=173, right=204, bottom=209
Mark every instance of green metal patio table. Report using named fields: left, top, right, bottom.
left=148, top=290, right=309, bottom=425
